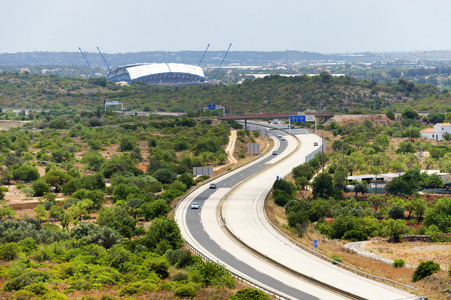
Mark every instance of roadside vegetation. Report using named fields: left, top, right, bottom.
left=3, top=69, right=451, bottom=299
left=0, top=110, right=269, bottom=299
left=269, top=106, right=451, bottom=298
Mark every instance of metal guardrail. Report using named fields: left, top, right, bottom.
left=183, top=239, right=289, bottom=300
left=175, top=127, right=415, bottom=299
left=174, top=132, right=290, bottom=299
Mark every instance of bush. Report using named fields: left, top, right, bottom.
left=430, top=232, right=451, bottom=243
left=165, top=249, right=192, bottom=268
left=24, top=282, right=50, bottom=295
left=32, top=179, right=50, bottom=197
left=342, top=230, right=367, bottom=242
left=13, top=290, right=35, bottom=300
left=40, top=291, right=68, bottom=300
left=2, top=270, right=52, bottom=291
left=412, top=261, right=440, bottom=282
left=331, top=255, right=343, bottom=265
left=0, top=242, right=20, bottom=261
left=101, top=296, right=116, bottom=300
left=174, top=285, right=197, bottom=298
left=171, top=272, right=189, bottom=282
left=392, top=259, right=405, bottom=268
left=118, top=284, right=142, bottom=297
left=230, top=288, right=270, bottom=300
left=12, top=164, right=40, bottom=182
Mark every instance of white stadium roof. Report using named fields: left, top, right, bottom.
left=126, top=63, right=204, bottom=80
left=107, top=63, right=205, bottom=85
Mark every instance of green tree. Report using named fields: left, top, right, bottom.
left=402, top=106, right=419, bottom=119
left=32, top=179, right=50, bottom=197
left=12, top=164, right=40, bottom=182
left=43, top=168, right=72, bottom=192
left=388, top=205, right=405, bottom=220
left=422, top=174, right=444, bottom=188
left=108, top=244, right=137, bottom=274
left=412, top=197, right=427, bottom=222
left=386, top=111, right=395, bottom=121
left=153, top=168, right=176, bottom=184
left=386, top=218, right=409, bottom=243
left=273, top=179, right=292, bottom=195
left=97, top=205, right=138, bottom=238
left=311, top=173, right=341, bottom=199
left=141, top=199, right=172, bottom=221
left=141, top=256, right=170, bottom=279
left=81, top=151, right=106, bottom=171
left=189, top=260, right=235, bottom=289
left=144, top=217, right=184, bottom=254
left=33, top=205, right=47, bottom=223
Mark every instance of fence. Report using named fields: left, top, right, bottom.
left=305, top=140, right=327, bottom=163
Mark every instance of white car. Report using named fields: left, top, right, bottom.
left=191, top=202, right=199, bottom=209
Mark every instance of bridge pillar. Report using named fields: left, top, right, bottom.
left=245, top=119, right=247, bottom=130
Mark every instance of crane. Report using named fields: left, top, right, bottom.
left=78, top=47, right=96, bottom=77
left=97, top=47, right=111, bottom=73
left=213, top=43, right=232, bottom=80
left=198, top=44, right=210, bottom=66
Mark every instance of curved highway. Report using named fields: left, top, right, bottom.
left=176, top=125, right=413, bottom=300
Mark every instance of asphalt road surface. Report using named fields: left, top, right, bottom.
left=176, top=126, right=413, bottom=300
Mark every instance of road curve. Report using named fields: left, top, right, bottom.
left=176, top=128, right=413, bottom=300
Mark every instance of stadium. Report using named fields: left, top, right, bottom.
left=106, top=63, right=206, bottom=86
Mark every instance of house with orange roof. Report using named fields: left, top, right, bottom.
left=420, top=123, right=451, bottom=141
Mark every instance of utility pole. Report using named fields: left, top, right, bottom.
left=342, top=141, right=346, bottom=189
left=321, top=133, right=324, bottom=173
left=122, top=130, right=125, bottom=152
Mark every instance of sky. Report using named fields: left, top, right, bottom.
left=2, top=0, right=451, bottom=54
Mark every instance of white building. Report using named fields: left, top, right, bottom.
left=347, top=170, right=450, bottom=183
left=420, top=123, right=451, bottom=141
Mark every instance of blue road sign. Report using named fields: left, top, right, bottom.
left=290, top=115, right=305, bottom=122
left=314, top=239, right=318, bottom=248
left=208, top=104, right=216, bottom=109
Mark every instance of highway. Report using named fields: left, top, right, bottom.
left=176, top=125, right=413, bottom=300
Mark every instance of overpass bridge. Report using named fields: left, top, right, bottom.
left=219, top=112, right=334, bottom=128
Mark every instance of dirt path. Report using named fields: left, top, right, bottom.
left=225, top=130, right=237, bottom=164
left=214, top=130, right=237, bottom=171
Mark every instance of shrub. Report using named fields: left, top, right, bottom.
left=392, top=259, right=405, bottom=268
left=2, top=270, right=52, bottom=291
left=24, top=282, right=51, bottom=295
left=331, top=255, right=343, bottom=265
left=40, top=291, right=68, bottom=300
left=0, top=242, right=21, bottom=261
left=101, top=296, right=116, bottom=300
left=412, top=261, right=440, bottom=282
left=189, top=261, right=235, bottom=289
left=174, top=285, right=197, bottom=298
left=342, top=230, right=367, bottom=242
left=430, top=232, right=451, bottom=243
left=230, top=288, right=270, bottom=300
left=171, top=272, right=189, bottom=282
left=165, top=249, right=192, bottom=269
left=118, top=284, right=142, bottom=297
left=13, top=290, right=35, bottom=300
left=32, top=179, right=50, bottom=197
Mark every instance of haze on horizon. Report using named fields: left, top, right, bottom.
left=2, top=0, right=451, bottom=55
